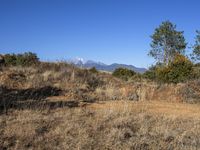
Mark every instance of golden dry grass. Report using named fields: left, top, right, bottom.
left=88, top=101, right=200, bottom=118
left=1, top=65, right=200, bottom=149
left=1, top=100, right=200, bottom=150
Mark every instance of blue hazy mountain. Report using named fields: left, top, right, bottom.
left=68, top=58, right=147, bottom=73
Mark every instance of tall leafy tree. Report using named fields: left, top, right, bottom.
left=149, top=21, right=187, bottom=65
left=191, top=30, right=200, bottom=61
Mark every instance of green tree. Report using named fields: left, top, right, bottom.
left=191, top=30, right=200, bottom=61
left=149, top=21, right=187, bottom=65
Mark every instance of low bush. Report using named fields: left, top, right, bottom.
left=192, top=63, right=200, bottom=79
left=4, top=52, right=39, bottom=66
left=89, top=67, right=98, bottom=74
left=157, top=54, right=193, bottom=83
left=86, top=75, right=103, bottom=91
left=143, top=65, right=157, bottom=80
left=112, top=68, right=136, bottom=81
left=4, top=54, right=17, bottom=66
left=130, top=73, right=142, bottom=81
left=143, top=55, right=194, bottom=83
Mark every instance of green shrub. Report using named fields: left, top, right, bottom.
left=143, top=63, right=164, bottom=81
left=112, top=68, right=136, bottom=81
left=86, top=75, right=103, bottom=90
left=4, top=54, right=17, bottom=66
left=156, top=66, right=171, bottom=83
left=143, top=65, right=157, bottom=80
left=192, top=66, right=200, bottom=79
left=16, top=52, right=39, bottom=66
left=156, top=54, right=193, bottom=83
left=89, top=67, right=98, bottom=74
left=130, top=73, right=142, bottom=81
left=4, top=52, right=39, bottom=66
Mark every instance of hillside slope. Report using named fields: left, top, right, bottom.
left=0, top=63, right=200, bottom=150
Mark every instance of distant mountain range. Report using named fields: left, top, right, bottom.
left=68, top=58, right=147, bottom=73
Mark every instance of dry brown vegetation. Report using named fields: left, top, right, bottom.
left=0, top=63, right=200, bottom=150
left=1, top=101, right=200, bottom=150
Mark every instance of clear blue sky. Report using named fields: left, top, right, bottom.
left=0, top=0, right=199, bottom=68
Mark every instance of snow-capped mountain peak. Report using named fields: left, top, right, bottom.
left=67, top=58, right=147, bottom=73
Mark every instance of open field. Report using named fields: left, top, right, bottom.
left=0, top=65, right=200, bottom=149
left=0, top=100, right=200, bottom=150
left=1, top=1, right=200, bottom=149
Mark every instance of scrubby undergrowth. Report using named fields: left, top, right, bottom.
left=0, top=63, right=200, bottom=150
left=0, top=101, right=200, bottom=150
left=0, top=62, right=200, bottom=115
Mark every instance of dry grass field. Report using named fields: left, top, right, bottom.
left=0, top=64, right=200, bottom=150
left=0, top=100, right=200, bottom=150
left=1, top=1, right=200, bottom=149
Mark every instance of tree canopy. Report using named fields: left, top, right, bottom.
left=191, top=30, right=200, bottom=61
left=149, top=21, right=187, bottom=65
